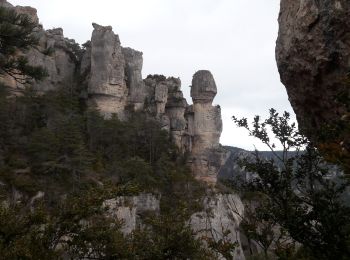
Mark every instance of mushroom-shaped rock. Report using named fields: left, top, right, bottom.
left=191, top=70, right=217, bottom=103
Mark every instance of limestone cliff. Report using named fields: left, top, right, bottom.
left=81, top=22, right=228, bottom=183
left=0, top=1, right=243, bottom=258
left=276, top=0, right=350, bottom=136
left=0, top=0, right=78, bottom=94
left=0, top=0, right=228, bottom=184
left=105, top=193, right=245, bottom=260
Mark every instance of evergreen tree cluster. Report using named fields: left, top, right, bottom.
left=0, top=82, right=212, bottom=259
left=0, top=7, right=215, bottom=259
left=0, top=6, right=47, bottom=83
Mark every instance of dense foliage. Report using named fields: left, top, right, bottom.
left=0, top=8, right=222, bottom=259
left=0, top=81, right=213, bottom=259
left=0, top=6, right=47, bottom=83
left=232, top=109, right=350, bottom=259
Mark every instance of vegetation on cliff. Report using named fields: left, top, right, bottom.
left=0, top=81, right=216, bottom=258
left=232, top=109, right=350, bottom=259
left=0, top=6, right=47, bottom=83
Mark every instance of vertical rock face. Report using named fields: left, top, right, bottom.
left=122, top=47, right=146, bottom=110
left=276, top=0, right=350, bottom=135
left=164, top=77, right=188, bottom=149
left=190, top=194, right=245, bottom=260
left=104, top=193, right=160, bottom=234
left=84, top=24, right=149, bottom=118
left=88, top=23, right=128, bottom=119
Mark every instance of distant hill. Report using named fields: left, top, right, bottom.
left=219, top=146, right=299, bottom=180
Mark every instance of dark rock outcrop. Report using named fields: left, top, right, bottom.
left=276, top=0, right=350, bottom=135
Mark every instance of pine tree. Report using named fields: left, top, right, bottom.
left=0, top=6, right=47, bottom=83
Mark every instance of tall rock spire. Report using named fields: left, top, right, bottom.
left=188, top=70, right=228, bottom=184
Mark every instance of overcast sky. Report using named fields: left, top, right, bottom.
left=10, top=0, right=295, bottom=150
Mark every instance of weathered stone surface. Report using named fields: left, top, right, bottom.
left=276, top=0, right=350, bottom=134
left=0, top=2, right=77, bottom=93
left=104, top=193, right=245, bottom=259
left=154, top=83, right=168, bottom=115
left=104, top=193, right=160, bottom=234
left=122, top=47, right=146, bottom=107
left=26, top=28, right=77, bottom=92
left=0, top=1, right=38, bottom=24
left=190, top=194, right=245, bottom=260
left=189, top=71, right=227, bottom=184
left=14, top=5, right=39, bottom=24
left=1, top=0, right=229, bottom=184
left=0, top=0, right=12, bottom=8
left=191, top=70, right=217, bottom=104
left=89, top=23, right=126, bottom=97
left=192, top=104, right=222, bottom=151
left=88, top=23, right=128, bottom=118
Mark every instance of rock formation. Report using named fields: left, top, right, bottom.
left=189, top=71, right=229, bottom=184
left=0, top=0, right=78, bottom=93
left=190, top=193, right=245, bottom=260
left=78, top=21, right=228, bottom=184
left=104, top=193, right=245, bottom=259
left=276, top=0, right=350, bottom=136
left=0, top=0, right=228, bottom=183
left=104, top=193, right=160, bottom=234
left=0, top=1, right=246, bottom=258
left=83, top=23, right=127, bottom=119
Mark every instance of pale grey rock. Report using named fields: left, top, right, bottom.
left=122, top=47, right=146, bottom=107
left=190, top=146, right=230, bottom=185
left=0, top=0, right=13, bottom=8
left=104, top=192, right=245, bottom=259
left=88, top=23, right=128, bottom=118
left=192, top=103, right=222, bottom=150
left=14, top=5, right=39, bottom=24
left=191, top=70, right=217, bottom=104
left=104, top=193, right=160, bottom=234
left=276, top=0, right=350, bottom=136
left=190, top=194, right=245, bottom=260
left=164, top=78, right=188, bottom=149
left=189, top=71, right=227, bottom=184
left=1, top=0, right=229, bottom=185
left=27, top=27, right=77, bottom=92
left=89, top=23, right=126, bottom=96
left=0, top=2, right=77, bottom=93
left=155, top=83, right=168, bottom=115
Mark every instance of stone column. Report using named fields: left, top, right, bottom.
left=88, top=23, right=128, bottom=119
left=190, top=70, right=227, bottom=184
